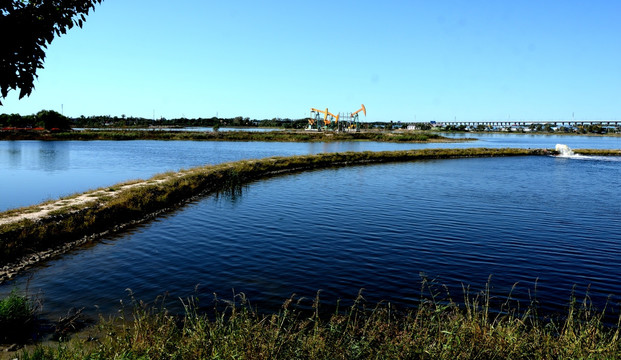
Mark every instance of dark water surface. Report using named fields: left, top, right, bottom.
left=3, top=154, right=620, bottom=319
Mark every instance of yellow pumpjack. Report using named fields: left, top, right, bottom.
left=309, top=108, right=339, bottom=130
left=308, top=104, right=364, bottom=131
left=352, top=104, right=366, bottom=122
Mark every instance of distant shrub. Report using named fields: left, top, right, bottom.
left=36, top=110, right=71, bottom=130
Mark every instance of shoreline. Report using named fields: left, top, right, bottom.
left=4, top=278, right=621, bottom=359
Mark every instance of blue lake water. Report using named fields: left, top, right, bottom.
left=1, top=134, right=621, bottom=320
left=1, top=133, right=619, bottom=211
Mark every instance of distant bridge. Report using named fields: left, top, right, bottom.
left=438, top=120, right=620, bottom=127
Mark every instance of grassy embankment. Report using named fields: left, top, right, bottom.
left=15, top=283, right=621, bottom=359
left=1, top=147, right=552, bottom=271
left=569, top=148, right=621, bottom=155
left=0, top=129, right=458, bottom=142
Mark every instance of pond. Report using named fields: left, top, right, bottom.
left=1, top=133, right=619, bottom=211
left=2, top=152, right=620, bottom=321
left=2, top=134, right=621, bottom=319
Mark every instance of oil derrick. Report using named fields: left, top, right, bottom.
left=308, top=108, right=339, bottom=131
left=338, top=104, right=366, bottom=132
left=307, top=104, right=365, bottom=132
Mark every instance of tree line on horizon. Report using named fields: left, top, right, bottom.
left=0, top=112, right=402, bottom=130
left=0, top=112, right=310, bottom=129
left=3, top=111, right=616, bottom=134
left=0, top=110, right=72, bottom=130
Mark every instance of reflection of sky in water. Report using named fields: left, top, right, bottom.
left=38, top=141, right=70, bottom=172
left=442, top=132, right=621, bottom=149
left=1, top=141, right=70, bottom=172
left=1, top=134, right=620, bottom=211
left=7, top=141, right=22, bottom=167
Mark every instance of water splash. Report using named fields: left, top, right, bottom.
left=554, top=144, right=621, bottom=162
left=555, top=144, right=575, bottom=157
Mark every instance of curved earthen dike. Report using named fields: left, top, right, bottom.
left=1, top=147, right=617, bottom=282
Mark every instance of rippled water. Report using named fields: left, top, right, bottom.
left=3, top=154, right=620, bottom=319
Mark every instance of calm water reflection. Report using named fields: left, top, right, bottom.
left=1, top=134, right=620, bottom=211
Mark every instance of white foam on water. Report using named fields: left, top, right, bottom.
left=554, top=144, right=621, bottom=161
left=555, top=144, right=575, bottom=157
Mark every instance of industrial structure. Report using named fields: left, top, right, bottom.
left=436, top=119, right=620, bottom=128
left=339, top=104, right=366, bottom=132
left=307, top=104, right=366, bottom=131
left=308, top=108, right=339, bottom=131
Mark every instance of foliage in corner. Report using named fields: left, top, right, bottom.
left=0, top=0, right=103, bottom=104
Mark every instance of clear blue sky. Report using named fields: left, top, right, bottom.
left=2, top=1, right=621, bottom=122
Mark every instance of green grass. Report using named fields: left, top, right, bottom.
left=16, top=283, right=621, bottom=359
left=0, top=289, right=38, bottom=342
